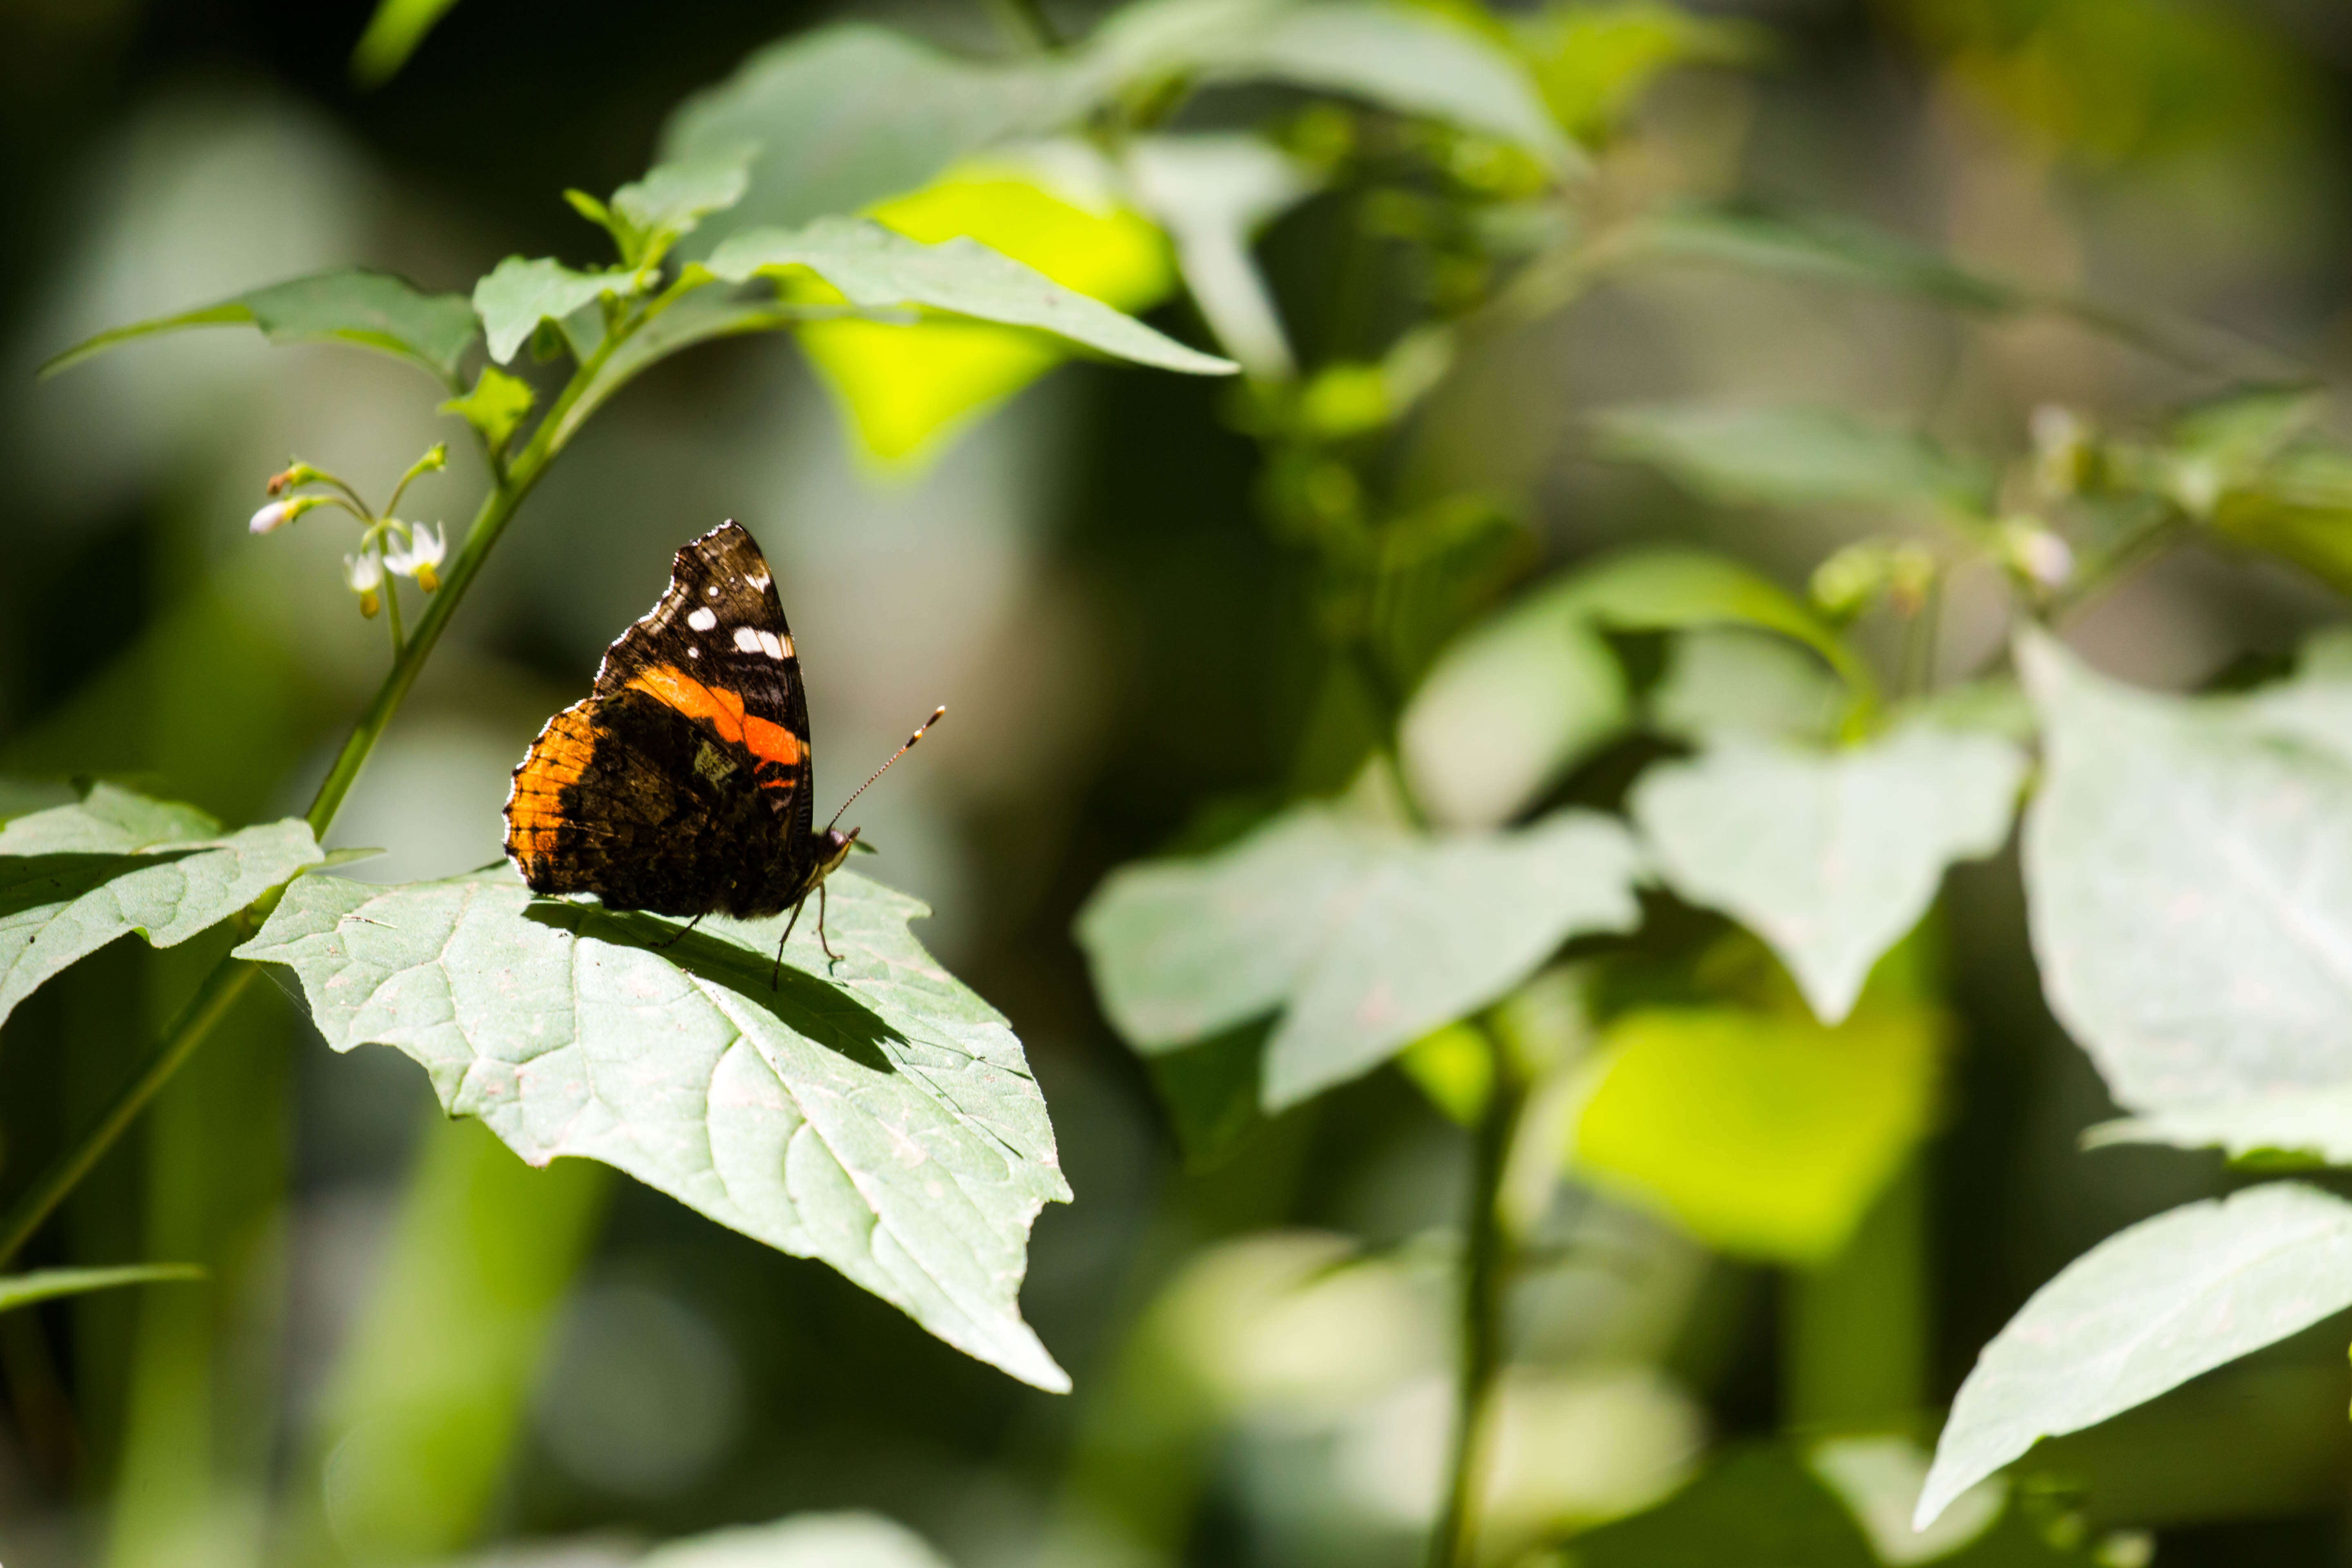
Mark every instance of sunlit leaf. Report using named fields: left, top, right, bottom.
left=472, top=258, right=639, bottom=365
left=639, top=1512, right=955, bottom=1568
left=0, top=1263, right=204, bottom=1313
left=351, top=0, right=466, bottom=86
left=40, top=267, right=479, bottom=386
left=2020, top=630, right=2352, bottom=1113
left=662, top=25, right=1069, bottom=239
left=1648, top=628, right=1846, bottom=747
left=1516, top=1, right=1763, bottom=145
left=1917, top=1183, right=2352, bottom=1529
left=1807, top=1434, right=2008, bottom=1566
left=609, top=149, right=754, bottom=258
left=1633, top=725, right=2025, bottom=1023
left=234, top=867, right=1072, bottom=1391
left=744, top=175, right=1188, bottom=464
left=1569, top=1003, right=1942, bottom=1263
left=437, top=365, right=535, bottom=456
left=1125, top=135, right=1319, bottom=379
left=1594, top=404, right=1994, bottom=511
left=0, top=782, right=321, bottom=1030
left=1076, top=801, right=1643, bottom=1109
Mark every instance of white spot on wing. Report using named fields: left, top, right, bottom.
left=757, top=630, right=784, bottom=660
left=686, top=646, right=700, bottom=659
left=748, top=572, right=770, bottom=590
left=686, top=606, right=717, bottom=631
left=705, top=585, right=720, bottom=598
left=734, top=626, right=764, bottom=653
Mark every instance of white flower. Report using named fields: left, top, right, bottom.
left=383, top=522, right=446, bottom=591
left=1998, top=518, right=2074, bottom=590
left=344, top=547, right=385, bottom=594
left=250, top=501, right=294, bottom=535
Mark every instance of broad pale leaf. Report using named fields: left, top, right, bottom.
left=0, top=783, right=321, bottom=1029
left=1917, top=1183, right=2352, bottom=1529
left=662, top=25, right=1068, bottom=240
left=1594, top=404, right=1992, bottom=511
left=472, top=258, right=639, bottom=364
left=1568, top=1004, right=1942, bottom=1263
left=234, top=868, right=1071, bottom=1391
left=1648, top=628, right=1845, bottom=747
left=0, top=1263, right=203, bottom=1313
left=705, top=217, right=1231, bottom=376
left=641, top=1513, right=953, bottom=1568
left=41, top=267, right=479, bottom=385
left=2087, top=1088, right=2352, bottom=1166
left=1633, top=726, right=2024, bottom=1022
left=1076, top=804, right=1644, bottom=1109
left=1125, top=135, right=1319, bottom=379
left=2021, top=630, right=2352, bottom=1111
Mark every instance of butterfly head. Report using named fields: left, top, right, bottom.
left=816, top=825, right=860, bottom=880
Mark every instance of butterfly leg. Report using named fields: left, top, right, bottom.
left=817, top=881, right=842, bottom=969
left=654, top=909, right=708, bottom=951
left=772, top=895, right=808, bottom=989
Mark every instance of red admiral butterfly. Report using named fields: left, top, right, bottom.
left=504, top=519, right=940, bottom=979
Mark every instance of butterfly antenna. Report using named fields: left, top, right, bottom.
left=826, top=706, right=945, bottom=832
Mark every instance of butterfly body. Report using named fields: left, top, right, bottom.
left=505, top=520, right=854, bottom=933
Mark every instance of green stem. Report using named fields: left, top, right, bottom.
left=1898, top=570, right=1942, bottom=700
left=381, top=574, right=406, bottom=660
left=0, top=959, right=261, bottom=1267
left=0, top=314, right=641, bottom=1268
left=1427, top=1032, right=1527, bottom=1568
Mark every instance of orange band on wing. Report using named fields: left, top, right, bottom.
left=506, top=705, right=599, bottom=869
left=627, top=664, right=804, bottom=785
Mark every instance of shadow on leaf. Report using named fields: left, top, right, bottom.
left=0, top=849, right=203, bottom=921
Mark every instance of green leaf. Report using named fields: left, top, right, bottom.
left=704, top=217, right=1233, bottom=375
left=661, top=25, right=1067, bottom=240
left=1516, top=1, right=1763, bottom=145
left=1142, top=1023, right=1270, bottom=1170
left=1125, top=134, right=1320, bottom=380
left=1619, top=206, right=2025, bottom=314
left=232, top=867, right=1071, bottom=1391
left=1807, top=1434, right=2010, bottom=1566
left=1916, top=1182, right=2352, bottom=1530
left=1594, top=403, right=1994, bottom=511
left=0, top=782, right=321, bottom=1031
left=437, top=365, right=535, bottom=456
left=1568, top=1004, right=1942, bottom=1263
left=2020, top=630, right=2352, bottom=1114
left=1648, top=628, right=1846, bottom=747
left=1632, top=725, right=2026, bottom=1023
left=1399, top=594, right=1628, bottom=829
left=610, top=149, right=754, bottom=256
left=351, top=0, right=464, bottom=85
left=1076, top=803, right=1643, bottom=1109
left=639, top=1513, right=954, bottom=1568
left=0, top=1263, right=204, bottom=1313
left=1568, top=1444, right=1880, bottom=1568
left=471, top=258, right=639, bottom=365
left=551, top=291, right=806, bottom=452
left=41, top=267, right=479, bottom=386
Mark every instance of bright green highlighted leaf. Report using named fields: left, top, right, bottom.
left=1568, top=1005, right=1942, bottom=1263
left=706, top=216, right=1231, bottom=376
left=662, top=26, right=1066, bottom=238
left=438, top=365, right=535, bottom=455
left=351, top=0, right=466, bottom=86
left=1076, top=803, right=1643, bottom=1109
left=41, top=268, right=479, bottom=385
left=1595, top=404, right=1993, bottom=511
left=0, top=1263, right=203, bottom=1313
left=1917, top=1183, right=2352, bottom=1530
left=233, top=868, right=1071, bottom=1391
left=0, top=782, right=321, bottom=1030
left=2021, top=630, right=2352, bottom=1112
left=642, top=1512, right=953, bottom=1568
left=1633, top=726, right=2024, bottom=1023
left=473, top=258, right=640, bottom=365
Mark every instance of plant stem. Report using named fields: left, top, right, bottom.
left=0, top=317, right=639, bottom=1268
left=0, top=958, right=261, bottom=1267
left=382, top=575, right=406, bottom=660
left=1427, top=1030, right=1527, bottom=1568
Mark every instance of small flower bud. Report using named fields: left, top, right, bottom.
left=2169, top=456, right=2225, bottom=519
left=1810, top=542, right=1888, bottom=619
left=265, top=459, right=323, bottom=497
left=250, top=501, right=294, bottom=535
left=359, top=589, right=381, bottom=619
left=1997, top=516, right=2075, bottom=590
left=2030, top=405, right=2098, bottom=497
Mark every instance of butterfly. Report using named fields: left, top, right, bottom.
left=503, top=519, right=940, bottom=979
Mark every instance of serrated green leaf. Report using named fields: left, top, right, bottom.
left=232, top=867, right=1070, bottom=1391
left=472, top=257, right=639, bottom=364
left=0, top=782, right=321, bottom=1030
left=1594, top=403, right=1993, bottom=511
left=704, top=216, right=1232, bottom=376
left=1917, top=1183, right=2352, bottom=1530
left=1125, top=134, right=1319, bottom=380
left=0, top=1263, right=204, bottom=1313
left=641, top=1512, right=953, bottom=1568
left=41, top=267, right=479, bottom=385
left=1633, top=726, right=2025, bottom=1023
left=662, top=24, right=1069, bottom=241
left=2020, top=630, right=2352, bottom=1114
left=1568, top=1004, right=1943, bottom=1263
left=1076, top=804, right=1643, bottom=1109
left=437, top=365, right=535, bottom=456
left=612, top=149, right=752, bottom=243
